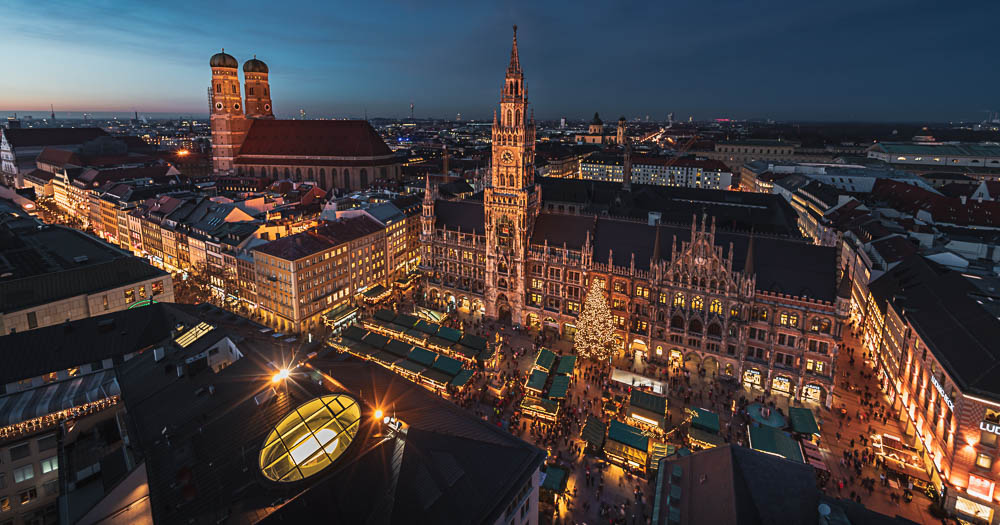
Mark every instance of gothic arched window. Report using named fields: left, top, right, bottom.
left=692, top=296, right=704, bottom=311
left=515, top=109, right=520, bottom=125
left=284, top=168, right=290, bottom=178
left=231, top=84, right=237, bottom=94
left=343, top=169, right=351, bottom=191
left=273, top=167, right=279, bottom=177
left=295, top=168, right=302, bottom=180
left=360, top=169, right=368, bottom=187
left=506, top=110, right=512, bottom=126
left=307, top=168, right=313, bottom=180
left=709, top=299, right=722, bottom=315
left=672, top=293, right=685, bottom=308
left=319, top=168, right=326, bottom=187
left=215, top=84, right=221, bottom=93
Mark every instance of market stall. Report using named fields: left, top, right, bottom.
left=606, top=420, right=649, bottom=473
left=628, top=389, right=668, bottom=429
left=521, top=395, right=559, bottom=422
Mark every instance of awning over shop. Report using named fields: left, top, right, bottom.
left=392, top=313, right=419, bottom=330
left=526, top=370, right=548, bottom=393
left=534, top=348, right=557, bottom=372
left=414, top=319, right=439, bottom=334
left=548, top=375, right=570, bottom=400
left=321, top=302, right=358, bottom=326
left=0, top=370, right=120, bottom=427
left=541, top=465, right=569, bottom=493
left=420, top=368, right=453, bottom=386
left=689, top=408, right=720, bottom=434
left=789, top=407, right=821, bottom=435
left=748, top=425, right=804, bottom=463
left=554, top=355, right=576, bottom=375
left=581, top=416, right=606, bottom=448
left=608, top=420, right=648, bottom=452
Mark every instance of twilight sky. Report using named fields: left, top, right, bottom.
left=2, top=0, right=997, bottom=121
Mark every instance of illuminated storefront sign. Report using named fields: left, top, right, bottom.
left=930, top=375, right=954, bottom=410
left=982, top=421, right=1000, bottom=436
left=968, top=474, right=995, bottom=501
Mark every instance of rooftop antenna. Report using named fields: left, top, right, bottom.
left=50, top=104, right=55, bottom=120
left=410, top=102, right=414, bottom=120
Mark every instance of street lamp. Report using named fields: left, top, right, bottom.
left=272, top=368, right=290, bottom=383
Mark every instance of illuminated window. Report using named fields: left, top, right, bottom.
left=977, top=453, right=993, bottom=469
left=691, top=296, right=704, bottom=311
left=673, top=293, right=685, bottom=308
left=709, top=299, right=722, bottom=314
left=260, top=394, right=361, bottom=483
left=124, top=288, right=135, bottom=304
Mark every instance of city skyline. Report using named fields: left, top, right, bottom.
left=4, top=0, right=999, bottom=122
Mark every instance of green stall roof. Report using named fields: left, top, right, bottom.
left=370, top=350, right=401, bottom=366
left=393, top=359, right=426, bottom=375
left=789, top=407, right=821, bottom=435
left=521, top=395, right=559, bottom=416
left=541, top=466, right=569, bottom=493
left=548, top=375, right=570, bottom=400
left=384, top=339, right=413, bottom=357
left=436, top=326, right=463, bottom=343
left=392, top=313, right=419, bottom=329
left=414, top=320, right=439, bottom=334
left=479, top=344, right=497, bottom=361
left=581, top=416, right=606, bottom=447
left=690, top=408, right=720, bottom=434
left=459, top=333, right=487, bottom=352
left=749, top=425, right=804, bottom=463
left=408, top=346, right=438, bottom=367
left=341, top=325, right=368, bottom=342
left=553, top=355, right=577, bottom=375
left=362, top=332, right=389, bottom=349
left=420, top=368, right=453, bottom=386
left=630, top=390, right=667, bottom=416
left=450, top=369, right=474, bottom=388
left=534, top=348, right=557, bottom=372
left=526, top=370, right=548, bottom=392
left=373, top=309, right=395, bottom=322
left=432, top=354, right=463, bottom=376
left=608, top=420, right=648, bottom=452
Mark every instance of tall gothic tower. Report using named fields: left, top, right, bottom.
left=243, top=56, right=274, bottom=119
left=484, top=26, right=539, bottom=323
left=209, top=49, right=248, bottom=173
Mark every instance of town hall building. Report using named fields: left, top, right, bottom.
left=419, top=28, right=847, bottom=407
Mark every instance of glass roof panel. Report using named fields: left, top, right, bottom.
left=259, top=394, right=362, bottom=483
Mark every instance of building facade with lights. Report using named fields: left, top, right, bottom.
left=419, top=29, right=846, bottom=407
left=208, top=51, right=401, bottom=191
left=861, top=255, right=1000, bottom=524
left=252, top=215, right=386, bottom=333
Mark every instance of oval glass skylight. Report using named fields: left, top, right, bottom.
left=259, top=394, right=361, bottom=482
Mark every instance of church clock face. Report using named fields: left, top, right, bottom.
left=501, top=150, right=514, bottom=165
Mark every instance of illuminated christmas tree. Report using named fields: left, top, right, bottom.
left=574, top=279, right=616, bottom=361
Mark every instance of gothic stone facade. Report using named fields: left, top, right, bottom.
left=419, top=29, right=845, bottom=407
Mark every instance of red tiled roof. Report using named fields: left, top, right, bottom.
left=237, top=119, right=393, bottom=158
left=872, top=179, right=1000, bottom=227
left=2, top=127, right=108, bottom=148
left=23, top=168, right=55, bottom=183
left=233, top=157, right=396, bottom=167
left=36, top=147, right=82, bottom=168
left=871, top=236, right=917, bottom=264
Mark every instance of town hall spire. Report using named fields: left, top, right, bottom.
left=508, top=25, right=521, bottom=75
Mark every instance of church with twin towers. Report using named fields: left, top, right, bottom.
left=208, top=50, right=400, bottom=189
left=419, top=26, right=846, bottom=408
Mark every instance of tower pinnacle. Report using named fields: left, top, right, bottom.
left=508, top=25, right=520, bottom=75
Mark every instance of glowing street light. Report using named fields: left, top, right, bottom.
left=374, top=409, right=384, bottom=420
left=272, top=368, right=290, bottom=383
